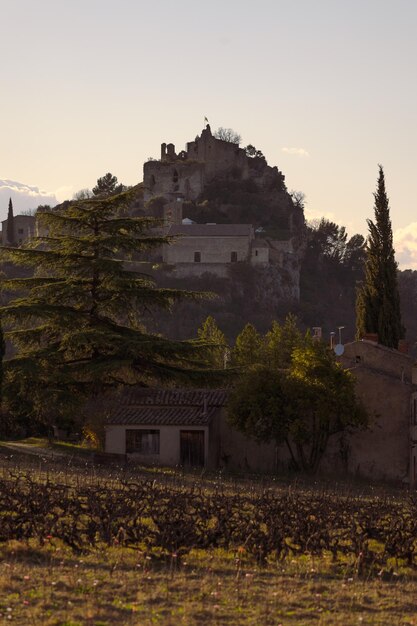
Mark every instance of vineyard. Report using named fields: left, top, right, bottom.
left=1, top=452, right=417, bottom=624
left=1, top=456, right=417, bottom=573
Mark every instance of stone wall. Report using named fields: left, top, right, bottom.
left=143, top=160, right=205, bottom=203
left=0, top=215, right=35, bottom=245
left=164, top=234, right=252, bottom=265
left=321, top=341, right=415, bottom=483
left=186, top=125, right=249, bottom=180
left=105, top=424, right=211, bottom=467
left=143, top=124, right=286, bottom=203
left=216, top=412, right=277, bottom=473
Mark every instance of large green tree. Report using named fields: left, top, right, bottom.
left=0, top=187, right=209, bottom=426
left=228, top=337, right=367, bottom=473
left=356, top=166, right=403, bottom=347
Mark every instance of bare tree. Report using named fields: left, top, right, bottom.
left=290, top=190, right=306, bottom=210
left=214, top=127, right=241, bottom=144
left=73, top=188, right=93, bottom=200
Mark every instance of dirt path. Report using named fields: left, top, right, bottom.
left=0, top=441, right=70, bottom=458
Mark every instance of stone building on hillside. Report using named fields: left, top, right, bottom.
left=142, top=125, right=304, bottom=301
left=143, top=123, right=286, bottom=205
left=0, top=199, right=35, bottom=246
left=142, top=124, right=297, bottom=238
left=163, top=223, right=269, bottom=277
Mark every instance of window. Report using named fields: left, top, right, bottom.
left=172, top=169, right=179, bottom=183
left=231, top=251, right=237, bottom=262
left=126, top=429, right=160, bottom=454
left=194, top=251, right=201, bottom=262
left=255, top=249, right=258, bottom=256
left=18, top=228, right=24, bottom=235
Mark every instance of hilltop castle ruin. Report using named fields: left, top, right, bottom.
left=142, top=125, right=304, bottom=301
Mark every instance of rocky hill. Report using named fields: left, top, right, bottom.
left=135, top=125, right=307, bottom=339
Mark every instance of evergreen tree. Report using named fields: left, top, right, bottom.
left=197, top=316, right=228, bottom=368
left=92, top=173, right=125, bottom=196
left=0, top=320, right=5, bottom=405
left=6, top=198, right=14, bottom=245
left=265, top=314, right=303, bottom=369
left=356, top=166, right=403, bottom=348
left=0, top=187, right=210, bottom=423
left=232, top=323, right=264, bottom=366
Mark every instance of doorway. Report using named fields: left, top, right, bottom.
left=180, top=430, right=205, bottom=466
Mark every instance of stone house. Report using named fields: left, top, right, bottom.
left=326, top=338, right=417, bottom=486
left=105, top=339, right=417, bottom=486
left=163, top=223, right=270, bottom=277
left=104, top=387, right=276, bottom=471
left=0, top=214, right=35, bottom=246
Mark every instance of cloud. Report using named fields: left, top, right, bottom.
left=394, top=222, right=417, bottom=270
left=281, top=147, right=310, bottom=158
left=0, top=179, right=58, bottom=219
left=54, top=185, right=74, bottom=202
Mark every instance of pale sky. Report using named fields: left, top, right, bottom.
left=1, top=0, right=417, bottom=266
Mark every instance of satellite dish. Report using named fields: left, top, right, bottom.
left=334, top=344, right=345, bottom=356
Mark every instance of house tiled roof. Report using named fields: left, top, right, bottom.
left=105, top=388, right=228, bottom=426
left=107, top=405, right=220, bottom=426
left=168, top=224, right=252, bottom=237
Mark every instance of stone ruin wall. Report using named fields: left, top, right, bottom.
left=143, top=124, right=286, bottom=204
left=142, top=125, right=303, bottom=303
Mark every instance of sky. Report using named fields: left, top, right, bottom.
left=1, top=0, right=417, bottom=266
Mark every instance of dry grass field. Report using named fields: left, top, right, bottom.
left=2, top=541, right=417, bottom=625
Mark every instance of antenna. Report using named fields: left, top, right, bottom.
left=334, top=325, right=345, bottom=356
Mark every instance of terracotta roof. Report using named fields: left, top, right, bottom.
left=107, top=405, right=221, bottom=426
left=104, top=388, right=228, bottom=426
left=168, top=224, right=252, bottom=237
left=115, top=388, right=227, bottom=406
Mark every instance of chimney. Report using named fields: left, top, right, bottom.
left=398, top=339, right=409, bottom=354
left=201, top=395, right=208, bottom=416
left=312, top=327, right=322, bottom=342
left=362, top=333, right=378, bottom=343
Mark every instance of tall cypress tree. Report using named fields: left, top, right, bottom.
left=6, top=198, right=15, bottom=245
left=356, top=166, right=403, bottom=348
left=0, top=320, right=4, bottom=407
